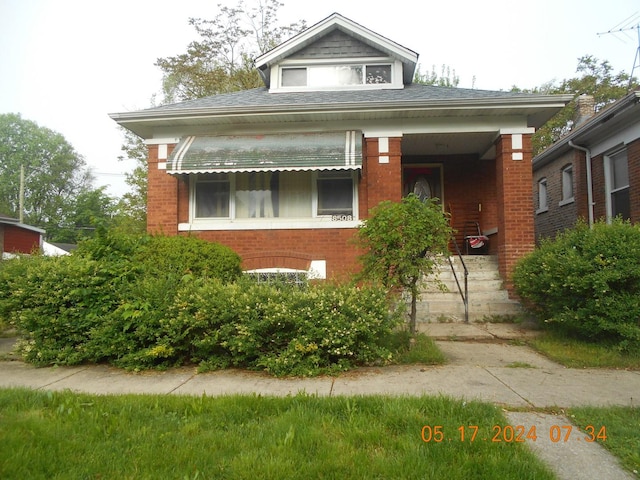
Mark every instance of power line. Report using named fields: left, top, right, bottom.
left=597, top=12, right=640, bottom=88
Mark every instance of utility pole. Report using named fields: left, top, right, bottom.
left=19, top=164, right=24, bottom=224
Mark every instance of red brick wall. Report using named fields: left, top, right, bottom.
left=186, top=229, right=362, bottom=280
left=147, top=144, right=179, bottom=235
left=362, top=137, right=402, bottom=216
left=495, top=134, right=535, bottom=294
left=440, top=155, right=498, bottom=253
left=591, top=138, right=640, bottom=223
left=3, top=225, right=41, bottom=254
left=145, top=136, right=403, bottom=277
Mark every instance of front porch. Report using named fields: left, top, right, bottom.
left=382, top=130, right=537, bottom=294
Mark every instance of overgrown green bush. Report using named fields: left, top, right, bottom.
left=0, top=232, right=242, bottom=366
left=1, top=231, right=401, bottom=375
left=0, top=254, right=127, bottom=364
left=513, top=220, right=640, bottom=352
left=155, top=278, right=402, bottom=376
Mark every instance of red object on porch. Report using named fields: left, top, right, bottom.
left=463, top=221, right=489, bottom=254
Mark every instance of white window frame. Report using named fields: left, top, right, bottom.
left=271, top=58, right=404, bottom=92
left=559, top=165, right=574, bottom=206
left=604, top=147, right=630, bottom=222
left=183, top=171, right=359, bottom=231
left=536, top=177, right=548, bottom=214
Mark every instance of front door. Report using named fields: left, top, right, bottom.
left=403, top=164, right=443, bottom=203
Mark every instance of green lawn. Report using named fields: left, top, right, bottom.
left=569, top=406, right=640, bottom=475
left=529, top=333, right=640, bottom=370
left=0, top=388, right=555, bottom=480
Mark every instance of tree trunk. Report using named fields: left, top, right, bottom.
left=409, top=279, right=418, bottom=334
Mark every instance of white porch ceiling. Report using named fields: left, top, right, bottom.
left=401, top=132, right=498, bottom=158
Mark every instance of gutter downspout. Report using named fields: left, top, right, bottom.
left=568, top=141, right=594, bottom=227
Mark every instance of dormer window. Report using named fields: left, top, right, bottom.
left=255, top=13, right=418, bottom=93
left=281, top=64, right=392, bottom=88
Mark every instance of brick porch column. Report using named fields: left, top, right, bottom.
left=363, top=136, right=402, bottom=217
left=495, top=133, right=535, bottom=295
left=146, top=143, right=179, bottom=235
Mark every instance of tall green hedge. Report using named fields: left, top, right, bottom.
left=513, top=220, right=640, bottom=352
left=0, top=232, right=401, bottom=375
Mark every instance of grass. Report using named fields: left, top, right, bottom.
left=385, top=330, right=447, bottom=365
left=568, top=406, right=640, bottom=475
left=529, top=332, right=640, bottom=370
left=506, top=361, right=535, bottom=368
left=0, top=388, right=556, bottom=480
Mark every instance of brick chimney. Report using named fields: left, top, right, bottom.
left=574, top=94, right=595, bottom=127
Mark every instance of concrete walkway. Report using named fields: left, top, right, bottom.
left=0, top=323, right=638, bottom=479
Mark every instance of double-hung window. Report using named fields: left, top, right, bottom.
left=606, top=148, right=630, bottom=221
left=560, top=165, right=574, bottom=205
left=537, top=178, right=548, bottom=213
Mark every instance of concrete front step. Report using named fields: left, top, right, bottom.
left=416, top=299, right=523, bottom=315
left=416, top=254, right=522, bottom=323
left=422, top=279, right=505, bottom=293
left=422, top=290, right=511, bottom=302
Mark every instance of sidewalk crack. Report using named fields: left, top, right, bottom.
left=167, top=371, right=198, bottom=394
left=38, top=367, right=91, bottom=390
left=483, top=367, right=535, bottom=408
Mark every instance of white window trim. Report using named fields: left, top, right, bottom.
left=604, top=147, right=629, bottom=222
left=536, top=178, right=548, bottom=214
left=183, top=171, right=360, bottom=231
left=559, top=165, right=574, bottom=206
left=270, top=58, right=404, bottom=92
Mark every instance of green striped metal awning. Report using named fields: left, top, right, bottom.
left=167, top=131, right=362, bottom=174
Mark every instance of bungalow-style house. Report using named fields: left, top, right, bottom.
left=0, top=214, right=45, bottom=259
left=533, top=91, right=640, bottom=240
left=110, top=13, right=571, bottom=293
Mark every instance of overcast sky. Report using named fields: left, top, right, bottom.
left=1, top=0, right=638, bottom=196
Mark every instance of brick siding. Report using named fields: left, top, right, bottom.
left=495, top=134, right=535, bottom=293
left=147, top=134, right=534, bottom=291
left=535, top=137, right=640, bottom=239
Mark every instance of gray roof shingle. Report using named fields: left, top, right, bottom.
left=140, top=83, right=533, bottom=114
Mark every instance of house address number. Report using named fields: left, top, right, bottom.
left=331, top=214, right=353, bottom=221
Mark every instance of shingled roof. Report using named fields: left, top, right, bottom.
left=138, top=84, right=535, bottom=113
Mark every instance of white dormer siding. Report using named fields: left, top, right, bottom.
left=256, top=13, right=418, bottom=92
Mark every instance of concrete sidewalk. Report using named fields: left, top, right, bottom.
left=1, top=323, right=638, bottom=479
left=1, top=341, right=638, bottom=408
left=1, top=323, right=638, bottom=407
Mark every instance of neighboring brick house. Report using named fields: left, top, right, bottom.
left=0, top=214, right=44, bottom=259
left=533, top=91, right=640, bottom=241
left=111, top=13, right=571, bottom=293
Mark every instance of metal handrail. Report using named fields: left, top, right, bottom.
left=448, top=235, right=469, bottom=323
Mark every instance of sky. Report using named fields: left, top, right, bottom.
left=1, top=0, right=639, bottom=197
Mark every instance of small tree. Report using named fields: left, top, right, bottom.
left=356, top=195, right=453, bottom=334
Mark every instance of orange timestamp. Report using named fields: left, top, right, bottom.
left=420, top=425, right=607, bottom=443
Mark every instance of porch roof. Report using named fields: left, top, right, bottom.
left=167, top=131, right=362, bottom=174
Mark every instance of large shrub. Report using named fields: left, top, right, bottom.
left=513, top=220, right=640, bottom=352
left=1, top=232, right=401, bottom=375
left=1, top=232, right=242, bottom=366
left=157, top=278, right=402, bottom=376
left=0, top=254, right=126, bottom=365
